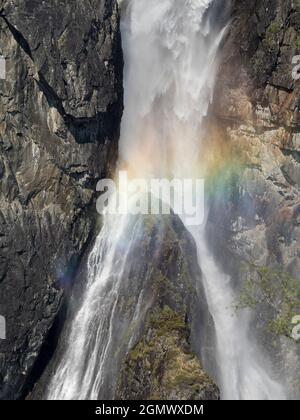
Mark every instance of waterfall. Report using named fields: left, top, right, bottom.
left=47, top=213, right=145, bottom=399
left=48, top=0, right=285, bottom=400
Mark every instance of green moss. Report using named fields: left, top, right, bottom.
left=171, top=373, right=201, bottom=387
left=129, top=341, right=153, bottom=362
left=163, top=343, right=212, bottom=393
left=119, top=302, right=218, bottom=399
left=148, top=305, right=186, bottom=336
left=251, top=19, right=282, bottom=81
left=169, top=365, right=205, bottom=388
left=127, top=306, right=185, bottom=363
left=294, top=34, right=300, bottom=51
left=267, top=21, right=281, bottom=35
left=237, top=266, right=300, bottom=339
left=263, top=21, right=281, bottom=52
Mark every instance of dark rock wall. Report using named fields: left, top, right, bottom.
left=0, top=0, right=123, bottom=399
left=208, top=0, right=300, bottom=398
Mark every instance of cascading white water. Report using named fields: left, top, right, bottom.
left=118, top=0, right=285, bottom=400
left=47, top=214, right=133, bottom=400
left=191, top=227, right=286, bottom=399
left=48, top=0, right=286, bottom=400
left=47, top=212, right=152, bottom=399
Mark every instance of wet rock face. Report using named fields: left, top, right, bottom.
left=113, top=215, right=219, bottom=401
left=209, top=0, right=300, bottom=397
left=0, top=0, right=122, bottom=399
left=116, top=308, right=219, bottom=400
left=31, top=214, right=218, bottom=400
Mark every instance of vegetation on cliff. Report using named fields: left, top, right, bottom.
left=237, top=266, right=300, bottom=339
left=117, top=304, right=219, bottom=400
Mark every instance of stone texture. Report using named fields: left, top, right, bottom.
left=113, top=215, right=219, bottom=401
left=208, top=0, right=300, bottom=398
left=2, top=0, right=299, bottom=401
left=0, top=0, right=123, bottom=400
left=116, top=307, right=219, bottom=400
left=28, top=214, right=218, bottom=400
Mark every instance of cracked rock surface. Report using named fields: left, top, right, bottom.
left=0, top=0, right=122, bottom=399
left=208, top=0, right=300, bottom=398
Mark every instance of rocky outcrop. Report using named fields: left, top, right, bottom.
left=113, top=215, right=219, bottom=401
left=116, top=307, right=218, bottom=400
left=0, top=0, right=123, bottom=399
left=29, top=213, right=218, bottom=400
left=208, top=0, right=300, bottom=398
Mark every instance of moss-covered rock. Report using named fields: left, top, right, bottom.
left=116, top=306, right=219, bottom=400
left=114, top=215, right=219, bottom=400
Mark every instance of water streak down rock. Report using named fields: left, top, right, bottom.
left=46, top=213, right=219, bottom=400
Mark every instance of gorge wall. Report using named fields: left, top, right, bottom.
left=0, top=0, right=123, bottom=399
left=0, top=0, right=299, bottom=400
left=209, top=0, right=300, bottom=398
left=0, top=0, right=217, bottom=401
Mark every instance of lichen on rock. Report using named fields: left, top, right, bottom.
left=117, top=305, right=219, bottom=400
left=114, top=214, right=219, bottom=401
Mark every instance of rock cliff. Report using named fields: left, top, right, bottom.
left=1, top=0, right=299, bottom=401
left=208, top=0, right=300, bottom=398
left=0, top=0, right=123, bottom=399
left=0, top=0, right=218, bottom=401
left=31, top=214, right=219, bottom=400
left=114, top=215, right=219, bottom=401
